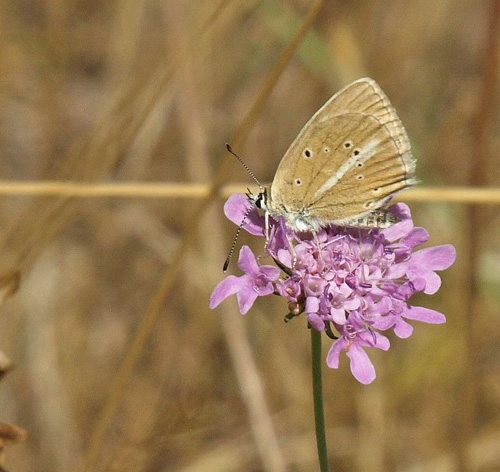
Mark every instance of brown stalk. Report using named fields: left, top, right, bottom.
left=0, top=182, right=500, bottom=203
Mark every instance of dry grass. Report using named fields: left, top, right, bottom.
left=0, top=1, right=499, bottom=471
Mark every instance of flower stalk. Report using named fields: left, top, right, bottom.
left=311, top=328, right=330, bottom=472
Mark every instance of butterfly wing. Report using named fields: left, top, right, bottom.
left=269, top=78, right=416, bottom=227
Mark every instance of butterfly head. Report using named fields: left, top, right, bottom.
left=247, top=187, right=269, bottom=211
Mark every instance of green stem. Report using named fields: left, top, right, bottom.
left=311, top=328, right=330, bottom=472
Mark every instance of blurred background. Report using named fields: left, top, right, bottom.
left=0, top=0, right=499, bottom=471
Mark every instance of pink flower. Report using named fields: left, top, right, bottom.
left=211, top=194, right=457, bottom=384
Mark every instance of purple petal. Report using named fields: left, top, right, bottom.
left=388, top=202, right=412, bottom=220
left=402, top=227, right=429, bottom=248
left=371, top=297, right=392, bottom=316
left=383, top=218, right=413, bottom=242
left=409, top=277, right=427, bottom=292
left=403, top=305, right=446, bottom=324
left=236, top=282, right=259, bottom=314
left=259, top=265, right=281, bottom=280
left=387, top=263, right=406, bottom=279
left=346, top=344, right=376, bottom=384
left=372, top=313, right=397, bottom=330
left=358, top=331, right=391, bottom=350
left=254, top=280, right=275, bottom=297
left=237, top=246, right=259, bottom=275
left=277, top=248, right=293, bottom=268
left=326, top=337, right=348, bottom=369
left=343, top=297, right=360, bottom=310
left=305, top=296, right=320, bottom=314
left=421, top=271, right=442, bottom=295
left=307, top=313, right=325, bottom=330
left=224, top=194, right=265, bottom=236
left=209, top=275, right=246, bottom=309
left=267, top=217, right=290, bottom=258
left=411, top=245, right=457, bottom=271
left=331, top=307, right=347, bottom=324
left=393, top=318, right=414, bottom=338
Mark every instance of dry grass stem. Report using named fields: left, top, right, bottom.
left=0, top=182, right=499, bottom=204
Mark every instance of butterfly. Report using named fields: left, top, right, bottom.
left=247, top=77, right=416, bottom=232
left=223, top=78, right=416, bottom=271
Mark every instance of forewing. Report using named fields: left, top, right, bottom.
left=313, top=77, right=414, bottom=175
left=309, top=113, right=413, bottom=222
left=270, top=112, right=414, bottom=222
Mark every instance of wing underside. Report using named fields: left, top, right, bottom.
left=269, top=78, right=416, bottom=225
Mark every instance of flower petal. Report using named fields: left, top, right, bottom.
left=237, top=246, right=260, bottom=275
left=307, top=313, right=325, bottom=330
left=422, top=271, right=442, bottom=295
left=276, top=278, right=301, bottom=301
left=305, top=296, right=320, bottom=314
left=326, top=337, right=348, bottom=369
left=346, top=344, right=376, bottom=384
left=383, top=218, right=413, bottom=242
left=224, top=193, right=265, bottom=236
left=236, top=282, right=259, bottom=314
left=402, top=227, right=429, bottom=248
left=331, top=307, right=347, bottom=324
left=388, top=202, right=412, bottom=220
left=358, top=331, right=391, bottom=350
left=209, top=275, right=246, bottom=309
left=411, top=245, right=457, bottom=271
left=267, top=217, right=290, bottom=258
left=259, top=265, right=281, bottom=280
left=372, top=313, right=397, bottom=330
left=393, top=318, right=414, bottom=338
left=403, top=305, right=446, bottom=324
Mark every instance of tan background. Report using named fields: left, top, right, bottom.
left=0, top=1, right=498, bottom=471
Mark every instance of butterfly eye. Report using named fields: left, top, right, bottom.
left=294, top=178, right=302, bottom=186
left=356, top=162, right=364, bottom=168
left=343, top=141, right=353, bottom=149
left=356, top=175, right=365, bottom=181
left=353, top=149, right=360, bottom=156
left=324, top=147, right=330, bottom=153
left=303, top=149, right=312, bottom=158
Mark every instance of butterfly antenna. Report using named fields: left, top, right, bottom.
left=223, top=205, right=253, bottom=272
left=226, top=143, right=264, bottom=191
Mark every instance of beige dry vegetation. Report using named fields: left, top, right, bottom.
left=0, top=1, right=499, bottom=471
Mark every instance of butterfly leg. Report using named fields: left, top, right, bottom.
left=256, top=211, right=274, bottom=262
left=264, top=210, right=270, bottom=249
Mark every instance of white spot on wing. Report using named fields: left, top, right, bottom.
left=314, top=138, right=380, bottom=198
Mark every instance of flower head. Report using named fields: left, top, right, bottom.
left=211, top=194, right=456, bottom=384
